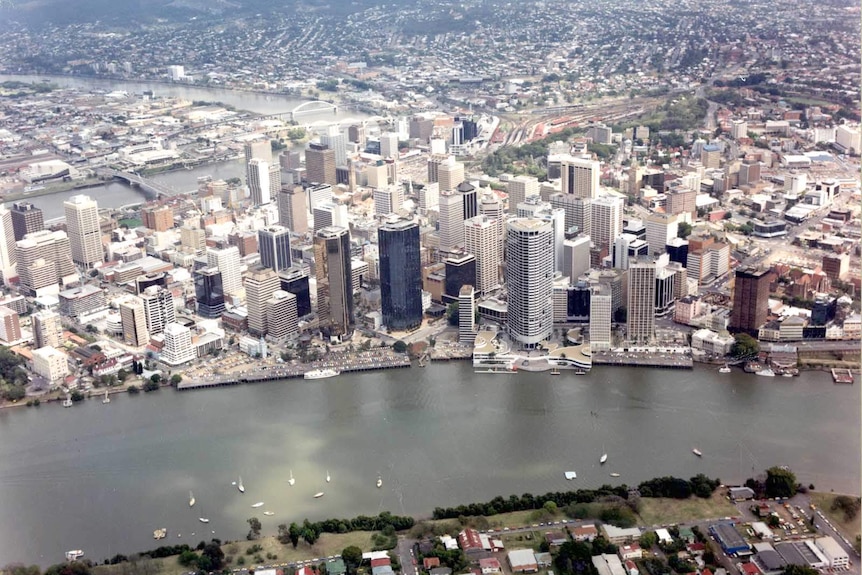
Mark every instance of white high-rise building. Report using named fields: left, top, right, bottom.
left=627, top=259, right=657, bottom=345
left=307, top=183, right=333, bottom=212
left=563, top=235, right=591, bottom=285
left=245, top=266, right=280, bottom=336
left=438, top=191, right=464, bottom=253
left=645, top=214, right=678, bottom=256
left=118, top=298, right=149, bottom=347
left=379, top=132, right=399, bottom=159
left=247, top=158, right=273, bottom=206
left=506, top=218, right=554, bottom=349
left=373, top=185, right=404, bottom=217
left=508, top=176, right=540, bottom=214
left=419, top=182, right=440, bottom=214
left=0, top=206, right=17, bottom=284
left=64, top=194, right=103, bottom=268
left=590, top=195, right=624, bottom=252
left=207, top=245, right=242, bottom=296
left=32, top=346, right=69, bottom=385
left=438, top=157, right=465, bottom=192
left=458, top=285, right=476, bottom=345
left=313, top=201, right=349, bottom=232
left=32, top=309, right=62, bottom=349
left=161, top=322, right=196, bottom=365
left=266, top=290, right=298, bottom=341
left=464, top=215, right=501, bottom=295
left=140, top=286, right=175, bottom=336
left=561, top=156, right=600, bottom=199
left=589, top=284, right=612, bottom=352
left=321, top=126, right=347, bottom=167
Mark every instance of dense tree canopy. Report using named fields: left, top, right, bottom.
left=764, top=467, right=797, bottom=499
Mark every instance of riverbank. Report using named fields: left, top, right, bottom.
left=2, top=177, right=105, bottom=203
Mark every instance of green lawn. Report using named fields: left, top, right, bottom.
left=810, top=492, right=861, bottom=540
left=500, top=530, right=545, bottom=551
left=636, top=493, right=738, bottom=526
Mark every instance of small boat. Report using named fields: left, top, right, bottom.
left=102, top=390, right=111, bottom=404
left=65, top=550, right=84, bottom=561
left=237, top=476, right=245, bottom=493
left=304, top=368, right=340, bottom=380
left=376, top=475, right=383, bottom=488
left=314, top=492, right=325, bottom=498
left=62, top=397, right=73, bottom=408
left=153, top=528, right=167, bottom=540
left=609, top=473, right=621, bottom=478
left=251, top=501, right=264, bottom=508
left=288, top=470, right=295, bottom=486
left=199, top=518, right=209, bottom=523
left=189, top=491, right=195, bottom=507
left=326, top=471, right=331, bottom=483
left=782, top=373, right=793, bottom=378
left=564, top=471, right=577, bottom=480
left=263, top=511, right=275, bottom=516
left=756, top=368, right=776, bottom=377
left=600, top=453, right=608, bottom=464
left=693, top=448, right=703, bottom=457
left=719, top=364, right=731, bottom=373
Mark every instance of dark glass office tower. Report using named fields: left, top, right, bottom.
left=444, top=253, right=476, bottom=303
left=379, top=218, right=422, bottom=331
left=194, top=267, right=225, bottom=318
left=314, top=226, right=354, bottom=339
left=279, top=266, right=312, bottom=318
left=258, top=225, right=292, bottom=272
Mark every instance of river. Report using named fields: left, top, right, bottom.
left=0, top=363, right=857, bottom=566
left=1, top=73, right=375, bottom=220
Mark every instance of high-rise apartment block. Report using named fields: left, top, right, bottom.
left=161, top=322, right=195, bottom=366
left=378, top=218, right=423, bottom=331
left=245, top=266, right=281, bottom=336
left=305, top=143, right=337, bottom=186
left=561, top=156, right=600, bottom=199
left=464, top=215, right=502, bottom=296
left=140, top=286, right=175, bottom=336
left=64, top=194, right=103, bottom=268
left=16, top=230, right=76, bottom=297
left=266, top=290, right=298, bottom=340
left=507, top=175, right=540, bottom=214
left=141, top=205, right=174, bottom=232
left=627, top=259, right=657, bottom=345
left=590, top=195, right=624, bottom=253
left=119, top=298, right=149, bottom=346
left=32, top=309, right=62, bottom=349
left=589, top=285, right=612, bottom=352
left=458, top=285, right=477, bottom=345
left=506, top=218, right=554, bottom=349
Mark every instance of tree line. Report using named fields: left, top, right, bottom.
left=432, top=475, right=721, bottom=520
left=277, top=511, right=415, bottom=547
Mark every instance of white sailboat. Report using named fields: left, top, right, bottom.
left=189, top=491, right=195, bottom=507
left=237, top=476, right=245, bottom=493
left=288, top=470, right=295, bottom=486
left=313, top=492, right=325, bottom=498
left=326, top=470, right=331, bottom=483
left=600, top=453, right=608, bottom=464
left=199, top=518, right=210, bottom=524
left=609, top=473, right=621, bottom=478
left=251, top=501, right=264, bottom=508
left=263, top=511, right=275, bottom=516
left=376, top=474, right=383, bottom=488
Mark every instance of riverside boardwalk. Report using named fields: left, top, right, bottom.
left=592, top=350, right=693, bottom=369
left=178, top=352, right=411, bottom=390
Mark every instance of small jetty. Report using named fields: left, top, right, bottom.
left=831, top=368, right=855, bottom=384
left=153, top=528, right=167, bottom=540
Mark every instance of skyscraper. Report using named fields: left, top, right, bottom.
left=161, top=322, right=195, bottom=366
left=549, top=193, right=591, bottom=238
left=438, top=191, right=464, bottom=253
left=119, top=298, right=149, bottom=346
left=15, top=230, right=76, bottom=297
left=10, top=201, right=43, bottom=241
left=314, top=226, right=354, bottom=339
left=194, top=267, right=225, bottom=318
left=589, top=284, right=612, bottom=352
left=507, top=175, right=540, bottom=214
left=64, top=194, right=103, bottom=268
left=245, top=266, right=281, bottom=336
left=247, top=158, right=274, bottom=206
left=438, top=157, right=465, bottom=192
left=464, top=215, right=502, bottom=296
left=207, top=245, right=242, bottom=296
left=444, top=253, right=476, bottom=302
left=258, top=225, right=292, bottom=272
left=627, top=259, right=657, bottom=345
left=305, top=143, right=337, bottom=186
left=563, top=235, right=591, bottom=285
left=141, top=205, right=174, bottom=232
left=277, top=185, right=308, bottom=234
left=32, top=309, right=62, bottom=349
left=561, top=156, right=600, bottom=199
left=313, top=201, right=349, bottom=232
left=590, top=194, right=624, bottom=253
left=645, top=213, right=678, bottom=256
left=245, top=139, right=271, bottom=166
left=0, top=206, right=16, bottom=283
left=729, top=267, right=771, bottom=335
left=140, top=286, right=175, bottom=336
left=321, top=126, right=347, bottom=167
left=378, top=218, right=423, bottom=331
left=457, top=181, right=478, bottom=220
left=458, top=285, right=477, bottom=345
left=506, top=218, right=554, bottom=349
left=279, top=266, right=312, bottom=318
left=266, top=290, right=298, bottom=340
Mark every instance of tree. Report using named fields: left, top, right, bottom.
left=446, top=301, right=460, bottom=326
left=142, top=380, right=159, bottom=392
left=288, top=522, right=302, bottom=548
left=170, top=374, right=182, bottom=385
left=247, top=517, right=262, bottom=540
left=780, top=566, right=819, bottom=575
left=764, top=467, right=797, bottom=499
left=731, top=333, right=760, bottom=358
left=639, top=531, right=658, bottom=550
left=127, top=385, right=140, bottom=395
left=342, top=545, right=363, bottom=574
left=150, top=374, right=161, bottom=384
left=677, top=222, right=692, bottom=239
left=178, top=550, right=200, bottom=566
left=830, top=495, right=861, bottom=522
left=201, top=541, right=225, bottom=569
left=392, top=340, right=408, bottom=353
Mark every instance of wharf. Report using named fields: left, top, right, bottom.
left=178, top=356, right=411, bottom=390
left=592, top=351, right=693, bottom=369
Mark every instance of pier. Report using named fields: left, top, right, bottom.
left=592, top=351, right=693, bottom=369
left=831, top=368, right=855, bottom=384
